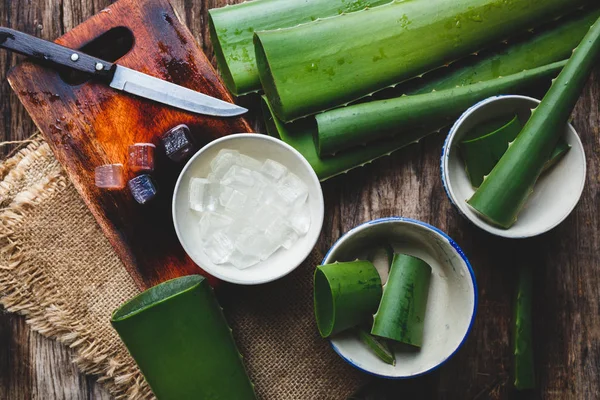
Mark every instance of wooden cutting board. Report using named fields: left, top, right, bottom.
left=7, top=0, right=252, bottom=290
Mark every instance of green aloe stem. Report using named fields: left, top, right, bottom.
left=467, top=15, right=600, bottom=229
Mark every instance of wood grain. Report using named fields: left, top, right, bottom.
left=1, top=1, right=600, bottom=400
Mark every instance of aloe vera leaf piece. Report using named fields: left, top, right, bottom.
left=467, top=15, right=600, bottom=229
left=111, top=276, right=256, bottom=400
left=405, top=7, right=600, bottom=96
left=367, top=243, right=395, bottom=285
left=255, top=0, right=591, bottom=122
left=513, top=264, right=535, bottom=390
left=315, top=61, right=566, bottom=156
left=262, top=95, right=423, bottom=181
left=460, top=115, right=524, bottom=188
left=543, top=138, right=571, bottom=173
left=356, top=327, right=396, bottom=366
left=371, top=254, right=432, bottom=347
left=460, top=115, right=572, bottom=188
left=314, top=261, right=382, bottom=338
left=208, top=0, right=392, bottom=96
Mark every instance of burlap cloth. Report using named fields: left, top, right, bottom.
left=0, top=137, right=367, bottom=399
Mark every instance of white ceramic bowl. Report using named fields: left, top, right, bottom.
left=173, top=133, right=325, bottom=285
left=322, top=217, right=477, bottom=379
left=442, top=95, right=587, bottom=239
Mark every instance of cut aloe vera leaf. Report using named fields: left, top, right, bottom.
left=371, top=254, right=432, bottom=348
left=543, top=139, right=571, bottom=173
left=208, top=0, right=392, bottom=96
left=367, top=243, right=394, bottom=285
left=513, top=264, right=535, bottom=390
left=356, top=327, right=396, bottom=366
left=460, top=115, right=524, bottom=188
left=315, top=61, right=565, bottom=157
left=460, top=115, right=572, bottom=188
left=111, top=276, right=256, bottom=400
left=255, top=0, right=591, bottom=122
left=467, top=15, right=600, bottom=229
left=314, top=261, right=382, bottom=338
left=404, top=7, right=600, bottom=96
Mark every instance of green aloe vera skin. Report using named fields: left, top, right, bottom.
left=255, top=0, right=592, bottom=121
left=371, top=254, right=432, bottom=348
left=367, top=243, right=395, bottom=285
left=460, top=114, right=571, bottom=188
left=461, top=115, right=524, bottom=187
left=356, top=327, right=396, bottom=366
left=263, top=62, right=563, bottom=181
left=467, top=15, right=600, bottom=229
left=404, top=7, right=600, bottom=96
left=314, top=261, right=382, bottom=338
left=315, top=62, right=565, bottom=157
left=208, top=0, right=392, bottom=96
left=513, top=265, right=535, bottom=390
left=111, top=276, right=256, bottom=400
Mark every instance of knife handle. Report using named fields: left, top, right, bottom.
left=0, top=27, right=115, bottom=80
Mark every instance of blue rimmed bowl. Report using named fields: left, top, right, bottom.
left=322, top=217, right=477, bottom=379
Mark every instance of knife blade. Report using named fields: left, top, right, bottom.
left=0, top=27, right=247, bottom=117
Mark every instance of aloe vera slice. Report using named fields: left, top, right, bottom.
left=314, top=261, right=382, bottom=338
left=460, top=115, right=524, bottom=188
left=208, top=0, right=392, bottom=96
left=371, top=254, right=432, bottom=348
left=460, top=115, right=571, bottom=187
left=513, top=265, right=535, bottom=390
left=111, top=276, right=256, bottom=400
left=467, top=15, right=600, bottom=229
left=367, top=243, right=394, bottom=285
left=315, top=62, right=565, bottom=157
left=255, top=0, right=591, bottom=121
left=356, top=327, right=396, bottom=366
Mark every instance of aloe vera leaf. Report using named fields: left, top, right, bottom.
left=543, top=139, right=571, bottom=173
left=513, top=265, right=535, bottom=390
left=460, top=115, right=571, bottom=187
left=405, top=7, right=600, bottom=96
left=371, top=254, right=432, bottom=348
left=460, top=115, right=523, bottom=187
left=314, top=261, right=382, bottom=338
left=315, top=61, right=566, bottom=157
left=467, top=15, right=600, bottom=229
left=367, top=243, right=395, bottom=285
left=208, top=0, right=392, bottom=96
left=111, top=276, right=256, bottom=400
left=356, top=327, right=396, bottom=366
left=255, top=0, right=591, bottom=122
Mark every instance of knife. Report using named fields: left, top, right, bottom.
left=0, top=27, right=247, bottom=117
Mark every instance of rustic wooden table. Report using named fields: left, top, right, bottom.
left=1, top=1, right=599, bottom=399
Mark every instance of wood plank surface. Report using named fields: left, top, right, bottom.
left=1, top=1, right=599, bottom=399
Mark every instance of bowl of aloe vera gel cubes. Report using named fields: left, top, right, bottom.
left=315, top=217, right=477, bottom=378
left=173, top=133, right=325, bottom=285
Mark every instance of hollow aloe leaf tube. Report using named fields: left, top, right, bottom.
left=460, top=115, right=571, bottom=188
left=314, top=261, right=382, bottom=338
left=467, top=15, right=600, bottom=229
left=208, top=0, right=392, bottom=96
left=315, top=61, right=566, bottom=156
left=513, top=265, right=535, bottom=390
left=356, top=327, right=396, bottom=366
left=111, top=276, right=256, bottom=400
left=255, top=0, right=591, bottom=121
left=371, top=254, right=432, bottom=347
